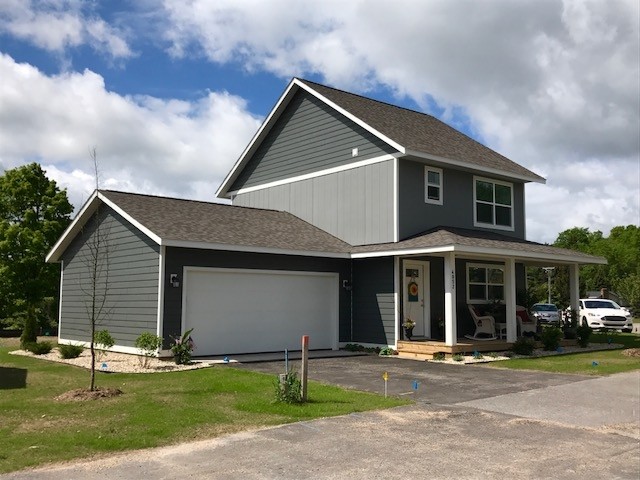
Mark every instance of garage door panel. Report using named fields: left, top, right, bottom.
left=183, top=268, right=338, bottom=355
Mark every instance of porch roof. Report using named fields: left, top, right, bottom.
left=350, top=227, right=606, bottom=265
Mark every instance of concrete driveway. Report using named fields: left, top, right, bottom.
left=2, top=357, right=639, bottom=480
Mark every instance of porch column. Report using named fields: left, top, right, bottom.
left=504, top=258, right=517, bottom=342
left=444, top=251, right=457, bottom=346
left=569, top=264, right=580, bottom=313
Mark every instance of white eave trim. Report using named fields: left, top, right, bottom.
left=352, top=243, right=606, bottom=265
left=228, top=154, right=398, bottom=196
left=295, top=79, right=406, bottom=154
left=216, top=78, right=406, bottom=199
left=45, top=191, right=162, bottom=263
left=404, top=149, right=546, bottom=184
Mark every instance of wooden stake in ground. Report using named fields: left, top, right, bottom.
left=301, top=335, right=309, bottom=401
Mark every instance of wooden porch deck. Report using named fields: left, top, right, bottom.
left=397, top=338, right=511, bottom=360
left=397, top=338, right=578, bottom=360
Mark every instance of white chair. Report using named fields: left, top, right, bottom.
left=467, top=305, right=497, bottom=340
left=516, top=306, right=537, bottom=336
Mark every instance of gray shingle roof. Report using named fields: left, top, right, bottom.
left=95, top=191, right=602, bottom=264
left=351, top=226, right=604, bottom=262
left=299, top=79, right=544, bottom=182
left=100, top=190, right=352, bottom=255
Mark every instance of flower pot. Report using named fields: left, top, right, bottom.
left=403, top=326, right=414, bottom=340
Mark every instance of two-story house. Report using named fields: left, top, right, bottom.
left=47, top=78, right=605, bottom=357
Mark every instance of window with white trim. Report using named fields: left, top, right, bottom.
left=424, top=166, right=443, bottom=205
left=467, top=264, right=504, bottom=303
left=474, top=177, right=513, bottom=230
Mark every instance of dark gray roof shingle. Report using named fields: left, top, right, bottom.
left=299, top=79, right=544, bottom=182
left=100, top=190, right=352, bottom=254
left=351, top=226, right=603, bottom=262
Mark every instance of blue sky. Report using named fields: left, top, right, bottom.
left=0, top=0, right=638, bottom=243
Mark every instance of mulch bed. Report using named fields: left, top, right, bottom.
left=55, top=387, right=124, bottom=402
left=622, top=348, right=640, bottom=357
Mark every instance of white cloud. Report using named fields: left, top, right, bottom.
left=0, top=0, right=132, bottom=59
left=158, top=0, right=640, bottom=242
left=0, top=53, right=261, bottom=212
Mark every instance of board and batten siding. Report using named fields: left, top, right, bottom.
left=59, top=207, right=160, bottom=347
left=234, top=159, right=395, bottom=245
left=229, top=89, right=398, bottom=191
left=352, top=258, right=396, bottom=345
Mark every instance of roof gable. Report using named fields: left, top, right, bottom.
left=217, top=78, right=544, bottom=198
left=46, top=190, right=353, bottom=262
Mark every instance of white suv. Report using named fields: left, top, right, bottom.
left=579, top=299, right=633, bottom=332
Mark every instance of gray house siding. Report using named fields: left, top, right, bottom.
left=234, top=159, right=395, bottom=245
left=398, top=159, right=526, bottom=240
left=163, top=248, right=351, bottom=345
left=229, top=89, right=397, bottom=192
left=59, top=207, right=160, bottom=347
left=352, top=258, right=395, bottom=345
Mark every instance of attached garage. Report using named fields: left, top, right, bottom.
left=182, top=267, right=339, bottom=355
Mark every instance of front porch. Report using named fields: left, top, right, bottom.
left=396, top=337, right=579, bottom=360
left=397, top=338, right=511, bottom=359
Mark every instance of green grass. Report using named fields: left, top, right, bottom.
left=489, top=332, right=640, bottom=375
left=0, top=339, right=407, bottom=473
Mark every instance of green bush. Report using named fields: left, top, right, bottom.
left=432, top=352, right=446, bottom=361
left=274, top=370, right=303, bottom=403
left=20, top=315, right=38, bottom=349
left=512, top=337, right=535, bottom=355
left=25, top=341, right=53, bottom=355
left=378, top=347, right=396, bottom=356
left=58, top=344, right=84, bottom=359
left=135, top=332, right=163, bottom=367
left=576, top=324, right=593, bottom=347
left=452, top=353, right=464, bottom=362
left=541, top=326, right=563, bottom=351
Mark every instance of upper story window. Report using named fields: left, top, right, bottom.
left=424, top=166, right=443, bottom=205
left=474, top=176, right=513, bottom=230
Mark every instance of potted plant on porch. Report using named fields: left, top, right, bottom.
left=402, top=318, right=416, bottom=340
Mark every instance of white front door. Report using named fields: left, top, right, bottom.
left=403, top=260, right=430, bottom=338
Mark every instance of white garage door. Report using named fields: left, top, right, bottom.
left=182, top=267, right=339, bottom=356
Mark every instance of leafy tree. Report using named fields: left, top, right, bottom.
left=0, top=163, right=73, bottom=345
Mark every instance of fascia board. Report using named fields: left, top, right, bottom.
left=216, top=79, right=300, bottom=199
left=163, top=239, right=351, bottom=259
left=45, top=191, right=163, bottom=263
left=46, top=190, right=100, bottom=263
left=97, top=192, right=162, bottom=245
left=296, top=79, right=406, bottom=155
left=404, top=150, right=546, bottom=184
left=351, top=243, right=606, bottom=265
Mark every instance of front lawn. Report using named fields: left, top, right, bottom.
left=0, top=340, right=406, bottom=473
left=489, top=332, right=640, bottom=375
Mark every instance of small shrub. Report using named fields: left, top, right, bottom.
left=452, top=353, right=464, bottom=362
left=432, top=352, right=445, bottom=361
left=512, top=337, right=535, bottom=355
left=135, top=332, right=163, bottom=367
left=541, top=326, right=563, bottom=351
left=94, top=329, right=115, bottom=360
left=487, top=352, right=500, bottom=359
left=58, top=344, right=84, bottom=359
left=576, top=324, right=592, bottom=347
left=274, top=370, right=302, bottom=403
left=378, top=347, right=396, bottom=356
left=20, top=315, right=38, bottom=349
left=25, top=341, right=53, bottom=355
left=171, top=328, right=195, bottom=364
